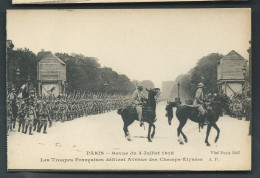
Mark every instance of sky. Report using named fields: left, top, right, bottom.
left=7, top=9, right=251, bottom=88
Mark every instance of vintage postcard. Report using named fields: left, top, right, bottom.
left=6, top=9, right=251, bottom=171
left=12, top=0, right=248, bottom=4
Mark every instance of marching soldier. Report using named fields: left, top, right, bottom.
left=17, top=101, right=26, bottom=133
left=46, top=100, right=53, bottom=127
left=83, top=100, right=88, bottom=116
left=7, top=89, right=136, bottom=136
left=38, top=102, right=49, bottom=134
left=59, top=100, right=67, bottom=122
left=7, top=100, right=13, bottom=135
left=8, top=88, right=18, bottom=132
left=52, top=100, right=59, bottom=122
left=71, top=101, right=77, bottom=120
left=78, top=101, right=83, bottom=117
left=34, top=101, right=42, bottom=132
left=89, top=100, right=94, bottom=115
left=66, top=101, right=72, bottom=121
left=25, top=100, right=36, bottom=135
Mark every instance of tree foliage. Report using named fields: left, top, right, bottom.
left=131, top=80, right=155, bottom=90
left=7, top=47, right=37, bottom=91
left=175, top=53, right=223, bottom=99
left=6, top=41, right=136, bottom=95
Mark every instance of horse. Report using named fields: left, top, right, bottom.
left=165, top=93, right=230, bottom=146
left=117, top=88, right=160, bottom=142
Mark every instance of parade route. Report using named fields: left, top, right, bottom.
left=7, top=101, right=251, bottom=171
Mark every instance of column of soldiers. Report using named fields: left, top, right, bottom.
left=228, top=93, right=250, bottom=120
left=7, top=89, right=132, bottom=136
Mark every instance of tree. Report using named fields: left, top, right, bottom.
left=55, top=52, right=135, bottom=94
left=6, top=41, right=150, bottom=95
left=189, top=53, right=223, bottom=97
left=131, top=80, right=155, bottom=90
left=141, top=80, right=155, bottom=89
left=7, top=45, right=37, bottom=92
left=172, top=53, right=224, bottom=99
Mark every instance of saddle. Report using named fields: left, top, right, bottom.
left=124, top=105, right=156, bottom=123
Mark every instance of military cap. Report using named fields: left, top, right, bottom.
left=198, top=82, right=204, bottom=88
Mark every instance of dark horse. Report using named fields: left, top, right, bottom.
left=165, top=93, right=229, bottom=146
left=117, top=88, right=160, bottom=142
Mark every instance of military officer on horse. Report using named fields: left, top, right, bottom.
left=131, top=84, right=146, bottom=127
left=194, top=82, right=208, bottom=127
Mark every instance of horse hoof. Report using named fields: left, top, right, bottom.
left=206, top=143, right=211, bottom=147
left=126, top=136, right=131, bottom=141
left=148, top=139, right=152, bottom=142
left=151, top=134, right=155, bottom=139
left=185, top=139, right=188, bottom=143
left=179, top=142, right=184, bottom=145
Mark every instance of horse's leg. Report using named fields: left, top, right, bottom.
left=180, top=130, right=188, bottom=143
left=151, top=124, right=156, bottom=139
left=123, top=122, right=131, bottom=141
left=205, top=124, right=212, bottom=146
left=212, top=123, right=220, bottom=143
left=147, top=124, right=152, bottom=142
left=177, top=119, right=187, bottom=145
left=168, top=117, right=172, bottom=125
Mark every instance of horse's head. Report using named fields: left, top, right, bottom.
left=146, top=88, right=160, bottom=101
left=211, top=93, right=230, bottom=110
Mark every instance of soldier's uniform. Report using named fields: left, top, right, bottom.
left=193, top=82, right=207, bottom=126
left=46, top=101, right=53, bottom=127
left=132, top=84, right=146, bottom=126
left=89, top=100, right=94, bottom=115
left=75, top=101, right=80, bottom=118
left=38, top=103, right=49, bottom=134
left=193, top=82, right=206, bottom=115
left=52, top=101, right=59, bottom=121
left=7, top=101, right=13, bottom=134
left=34, top=102, right=42, bottom=132
left=79, top=101, right=84, bottom=117
left=59, top=100, right=67, bottom=122
left=17, top=102, right=26, bottom=133
left=71, top=102, right=77, bottom=119
left=25, top=102, right=36, bottom=135
left=66, top=101, right=72, bottom=120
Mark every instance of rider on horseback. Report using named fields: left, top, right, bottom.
left=194, top=82, right=208, bottom=126
left=132, top=84, right=146, bottom=127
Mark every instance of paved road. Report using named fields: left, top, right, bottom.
left=7, top=101, right=251, bottom=171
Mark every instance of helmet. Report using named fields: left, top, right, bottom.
left=198, top=82, right=204, bottom=88
left=137, top=84, right=143, bottom=90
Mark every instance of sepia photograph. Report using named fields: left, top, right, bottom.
left=6, top=9, right=251, bottom=171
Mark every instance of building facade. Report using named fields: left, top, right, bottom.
left=37, top=52, right=66, bottom=97
left=217, top=50, right=247, bottom=97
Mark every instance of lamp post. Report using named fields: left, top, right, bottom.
left=14, top=68, right=20, bottom=94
